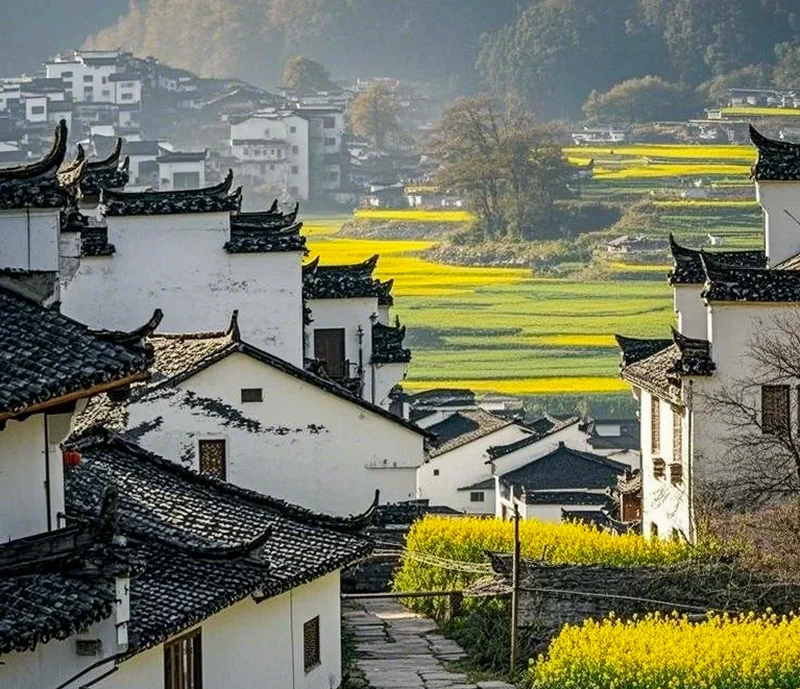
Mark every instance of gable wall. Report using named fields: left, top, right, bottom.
left=60, top=213, right=304, bottom=366
left=100, top=571, right=341, bottom=689
left=127, top=353, right=424, bottom=514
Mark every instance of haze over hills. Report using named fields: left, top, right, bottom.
left=3, top=0, right=800, bottom=118
left=0, top=0, right=130, bottom=77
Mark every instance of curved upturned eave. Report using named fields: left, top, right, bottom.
left=101, top=169, right=235, bottom=202
left=86, top=138, right=123, bottom=171
left=0, top=120, right=68, bottom=181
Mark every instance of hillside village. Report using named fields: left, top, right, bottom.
left=8, top=37, right=800, bottom=689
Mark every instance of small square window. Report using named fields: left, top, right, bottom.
left=433, top=469, right=439, bottom=476
left=290, top=126, right=296, bottom=133
left=83, top=75, right=94, bottom=83
left=292, top=145, right=299, bottom=154
left=470, top=491, right=484, bottom=503
left=241, top=388, right=263, bottom=403
left=303, top=616, right=320, bottom=673
left=323, top=117, right=335, bottom=129
left=291, top=165, right=299, bottom=175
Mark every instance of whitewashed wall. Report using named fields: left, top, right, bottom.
left=371, top=362, right=407, bottom=409
left=158, top=159, right=206, bottom=190
left=100, top=571, right=342, bottom=689
left=126, top=353, right=424, bottom=514
left=674, top=284, right=707, bottom=339
left=1, top=612, right=123, bottom=689
left=0, top=209, right=60, bottom=272
left=60, top=213, right=304, bottom=366
left=416, top=425, right=532, bottom=512
left=756, top=181, right=800, bottom=267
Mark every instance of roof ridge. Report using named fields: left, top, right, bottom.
left=69, top=430, right=379, bottom=533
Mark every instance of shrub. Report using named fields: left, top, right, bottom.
left=530, top=611, right=800, bottom=689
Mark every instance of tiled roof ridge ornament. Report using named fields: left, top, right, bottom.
left=749, top=124, right=800, bottom=181
left=69, top=431, right=381, bottom=533
left=90, top=308, right=164, bottom=348
left=0, top=119, right=67, bottom=181
left=86, top=138, right=123, bottom=171
left=227, top=309, right=241, bottom=342
left=669, top=232, right=766, bottom=285
left=102, top=168, right=235, bottom=203
left=372, top=317, right=411, bottom=364
left=58, top=143, right=86, bottom=176
left=614, top=334, right=673, bottom=367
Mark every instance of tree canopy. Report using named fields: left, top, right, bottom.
left=348, top=84, right=402, bottom=149
left=583, top=76, right=695, bottom=124
left=283, top=56, right=338, bottom=93
left=429, top=95, right=570, bottom=242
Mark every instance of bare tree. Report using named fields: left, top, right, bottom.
left=701, top=309, right=800, bottom=505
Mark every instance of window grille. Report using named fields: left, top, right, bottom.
left=241, top=388, right=263, bottom=403
left=670, top=462, right=683, bottom=485
left=303, top=616, right=321, bottom=672
left=198, top=440, right=226, bottom=480
left=164, top=628, right=202, bottom=689
left=653, top=457, right=666, bottom=479
left=762, top=385, right=790, bottom=435
left=672, top=408, right=682, bottom=463
left=470, top=491, right=485, bottom=503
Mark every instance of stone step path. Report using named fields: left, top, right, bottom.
left=344, top=599, right=516, bottom=689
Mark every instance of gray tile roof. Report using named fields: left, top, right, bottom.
left=74, top=315, right=432, bottom=441
left=303, top=254, right=394, bottom=305
left=0, top=120, right=73, bottom=209
left=701, top=253, right=800, bottom=302
left=618, top=329, right=714, bottom=400
left=498, top=443, right=626, bottom=496
left=371, top=319, right=411, bottom=364
left=668, top=233, right=765, bottom=285
left=486, top=416, right=579, bottom=460
left=0, top=521, right=121, bottom=655
left=101, top=170, right=242, bottom=216
left=428, top=409, right=515, bottom=457
left=65, top=433, right=374, bottom=653
left=0, top=287, right=155, bottom=418
left=750, top=125, right=800, bottom=181
left=80, top=139, right=129, bottom=198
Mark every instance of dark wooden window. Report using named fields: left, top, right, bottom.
left=314, top=328, right=346, bottom=379
left=433, top=469, right=439, bottom=476
left=650, top=522, right=659, bottom=539
left=470, top=491, right=485, bottom=503
left=651, top=396, right=660, bottom=455
left=670, top=462, right=683, bottom=485
left=164, top=628, right=202, bottom=689
left=653, top=457, right=666, bottom=479
left=303, top=616, right=321, bottom=673
left=198, top=440, right=226, bottom=480
left=672, top=408, right=682, bottom=463
left=762, top=385, right=790, bottom=435
left=240, top=388, right=263, bottom=403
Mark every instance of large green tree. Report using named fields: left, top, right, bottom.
left=583, top=76, right=696, bottom=123
left=429, top=95, right=570, bottom=242
left=348, top=83, right=402, bottom=149
left=282, top=56, right=338, bottom=92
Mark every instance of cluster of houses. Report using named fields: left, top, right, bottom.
left=615, top=125, right=800, bottom=540
left=0, top=49, right=442, bottom=207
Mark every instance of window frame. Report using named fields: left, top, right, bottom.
left=164, top=628, right=202, bottom=689
left=240, top=388, right=263, bottom=403
left=650, top=396, right=660, bottom=455
left=198, top=439, right=227, bottom=480
left=762, top=384, right=790, bottom=435
left=469, top=491, right=485, bottom=503
left=303, top=616, right=321, bottom=673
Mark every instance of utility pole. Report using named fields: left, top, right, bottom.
left=510, top=502, right=520, bottom=676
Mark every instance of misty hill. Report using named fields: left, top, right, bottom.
left=0, top=0, right=130, bottom=77
left=79, top=0, right=799, bottom=118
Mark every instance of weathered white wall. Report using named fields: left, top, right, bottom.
left=307, top=297, right=376, bottom=376
left=0, top=209, right=60, bottom=272
left=416, top=425, right=532, bottom=512
left=126, top=353, right=424, bottom=514
left=100, top=571, right=342, bottom=689
left=756, top=181, right=800, bottom=267
left=0, top=416, right=48, bottom=542
left=158, top=159, right=206, bottom=190
left=60, top=213, right=304, bottom=366
left=1, top=614, right=122, bottom=689
left=371, top=362, right=407, bottom=409
left=674, top=284, right=707, bottom=338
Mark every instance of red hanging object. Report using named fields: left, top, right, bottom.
left=63, top=450, right=82, bottom=468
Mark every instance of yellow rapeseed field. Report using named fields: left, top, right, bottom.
left=722, top=106, right=800, bottom=118
left=593, top=163, right=750, bottom=179
left=402, top=377, right=628, bottom=394
left=531, top=611, right=800, bottom=689
left=564, top=144, right=755, bottom=160
left=353, top=208, right=474, bottom=223
left=531, top=335, right=619, bottom=348
left=654, top=199, right=758, bottom=208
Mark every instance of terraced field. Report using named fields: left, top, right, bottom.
left=304, top=219, right=671, bottom=398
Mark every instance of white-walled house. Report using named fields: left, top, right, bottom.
left=416, top=410, right=535, bottom=513
left=616, top=125, right=800, bottom=541
left=304, top=255, right=409, bottom=408
left=157, top=150, right=207, bottom=190
left=60, top=172, right=307, bottom=367
left=495, top=442, right=628, bottom=523
left=75, top=316, right=430, bottom=515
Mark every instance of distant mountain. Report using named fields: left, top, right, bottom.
left=0, top=0, right=130, bottom=77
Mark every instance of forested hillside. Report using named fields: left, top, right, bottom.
left=78, top=0, right=800, bottom=117
left=0, top=0, right=129, bottom=77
